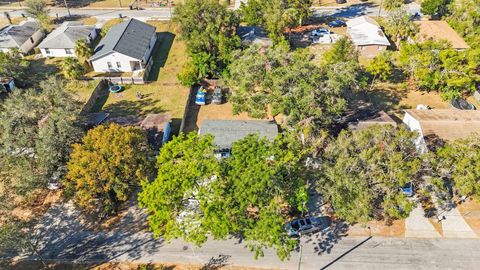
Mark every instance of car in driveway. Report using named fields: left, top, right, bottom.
left=212, top=87, right=223, bottom=105
left=195, top=87, right=207, bottom=105
left=328, top=20, right=346, bottom=27
left=285, top=216, right=331, bottom=237
left=310, top=28, right=331, bottom=37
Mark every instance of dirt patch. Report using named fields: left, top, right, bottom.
left=347, top=219, right=405, bottom=237
left=457, top=198, right=480, bottom=237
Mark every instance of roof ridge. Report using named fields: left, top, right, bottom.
left=112, top=18, right=133, bottom=53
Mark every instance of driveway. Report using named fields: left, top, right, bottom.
left=405, top=206, right=441, bottom=238
left=441, top=207, right=477, bottom=238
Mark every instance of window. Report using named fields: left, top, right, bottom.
left=116, top=62, right=121, bottom=68
left=65, top=48, right=72, bottom=54
left=107, top=62, right=112, bottom=69
left=45, top=48, right=50, bottom=54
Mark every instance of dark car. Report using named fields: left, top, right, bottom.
left=285, top=216, right=331, bottom=237
left=450, top=98, right=476, bottom=110
left=328, top=20, right=346, bottom=28
left=212, top=87, right=223, bottom=105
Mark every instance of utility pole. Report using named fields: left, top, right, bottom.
left=64, top=0, right=71, bottom=17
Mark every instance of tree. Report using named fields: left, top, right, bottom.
left=383, top=0, right=404, bottom=10
left=447, top=0, right=480, bottom=46
left=240, top=0, right=264, bottom=26
left=421, top=0, right=450, bottom=17
left=0, top=49, right=29, bottom=85
left=366, top=51, right=394, bottom=84
left=61, top=57, right=85, bottom=80
left=174, top=0, right=240, bottom=82
left=383, top=8, right=419, bottom=45
left=226, top=44, right=350, bottom=128
left=435, top=136, right=480, bottom=201
left=139, top=132, right=310, bottom=260
left=74, top=39, right=93, bottom=68
left=64, top=124, right=152, bottom=215
left=320, top=125, right=420, bottom=223
left=25, top=0, right=52, bottom=30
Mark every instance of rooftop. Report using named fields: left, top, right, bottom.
left=346, top=16, right=390, bottom=46
left=198, top=120, right=279, bottom=149
left=405, top=109, right=480, bottom=141
left=237, top=26, right=272, bottom=47
left=90, top=18, right=156, bottom=61
left=140, top=113, right=171, bottom=133
left=0, top=21, right=40, bottom=48
left=415, top=20, right=470, bottom=50
left=38, top=21, right=95, bottom=49
left=348, top=111, right=397, bottom=131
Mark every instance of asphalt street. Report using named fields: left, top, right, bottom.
left=20, top=202, right=480, bottom=270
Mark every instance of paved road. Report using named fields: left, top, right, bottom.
left=17, top=202, right=480, bottom=270
left=0, top=3, right=420, bottom=21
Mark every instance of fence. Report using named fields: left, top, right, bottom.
left=80, top=79, right=108, bottom=114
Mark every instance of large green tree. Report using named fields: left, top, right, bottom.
left=174, top=0, right=240, bottom=84
left=25, top=0, right=52, bottom=31
left=447, top=0, right=480, bottom=46
left=61, top=57, right=85, bottom=80
left=421, top=0, right=450, bottom=17
left=320, top=125, right=420, bottom=223
left=383, top=8, right=419, bottom=46
left=0, top=49, right=29, bottom=85
left=139, top=132, right=310, bottom=260
left=64, top=123, right=153, bottom=215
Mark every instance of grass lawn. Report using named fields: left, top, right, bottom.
left=90, top=21, right=190, bottom=124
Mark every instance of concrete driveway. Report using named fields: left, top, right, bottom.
left=441, top=207, right=477, bottom=238
left=405, top=206, right=441, bottom=238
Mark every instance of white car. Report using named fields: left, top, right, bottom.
left=310, top=28, right=330, bottom=37
left=285, top=216, right=331, bottom=237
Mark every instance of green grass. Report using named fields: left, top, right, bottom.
left=91, top=21, right=190, bottom=121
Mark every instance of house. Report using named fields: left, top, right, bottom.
left=346, top=16, right=391, bottom=58
left=237, top=26, right=272, bottom=47
left=348, top=111, right=397, bottom=131
left=198, top=120, right=278, bottom=158
left=403, top=109, right=480, bottom=153
left=90, top=18, right=157, bottom=73
left=37, top=21, right=97, bottom=57
left=414, top=20, right=470, bottom=50
left=0, top=21, right=44, bottom=55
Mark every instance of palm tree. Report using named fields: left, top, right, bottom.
left=61, top=57, right=84, bottom=80
left=74, top=39, right=93, bottom=68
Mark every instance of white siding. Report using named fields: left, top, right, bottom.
left=41, top=48, right=76, bottom=57
left=91, top=52, right=140, bottom=73
left=403, top=112, right=428, bottom=153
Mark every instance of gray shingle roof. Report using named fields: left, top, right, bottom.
left=198, top=120, right=279, bottom=149
left=38, top=21, right=95, bottom=49
left=90, top=18, right=156, bottom=61
left=0, top=21, right=40, bottom=49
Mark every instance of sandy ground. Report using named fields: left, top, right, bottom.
left=457, top=198, right=480, bottom=237
left=347, top=219, right=405, bottom=237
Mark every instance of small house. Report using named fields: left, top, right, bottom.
left=90, top=18, right=157, bottom=73
left=198, top=120, right=278, bottom=158
left=348, top=111, right=397, bottom=131
left=403, top=109, right=480, bottom=153
left=346, top=16, right=390, bottom=58
left=0, top=21, right=44, bottom=55
left=237, top=26, right=272, bottom=47
left=37, top=21, right=97, bottom=57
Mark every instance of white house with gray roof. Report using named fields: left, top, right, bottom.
left=37, top=21, right=97, bottom=58
left=89, top=18, right=157, bottom=73
left=346, top=16, right=390, bottom=58
left=0, top=21, right=44, bottom=55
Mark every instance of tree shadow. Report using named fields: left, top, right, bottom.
left=200, top=254, right=231, bottom=270
left=328, top=3, right=379, bottom=18
left=102, top=97, right=166, bottom=119
left=180, top=86, right=200, bottom=133
left=147, top=32, right=176, bottom=82
left=307, top=221, right=350, bottom=256
left=26, top=58, right=60, bottom=87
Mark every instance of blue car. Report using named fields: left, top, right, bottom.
left=195, top=87, right=206, bottom=105
left=401, top=182, right=414, bottom=197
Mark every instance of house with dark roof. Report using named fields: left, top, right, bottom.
left=38, top=21, right=97, bottom=58
left=198, top=120, right=278, bottom=158
left=90, top=18, right=157, bottom=73
left=0, top=21, right=44, bottom=55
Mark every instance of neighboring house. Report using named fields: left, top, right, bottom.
left=346, top=16, right=391, bottom=58
left=348, top=111, right=397, bottom=131
left=37, top=21, right=97, bottom=57
left=198, top=120, right=279, bottom=158
left=90, top=18, right=157, bottom=73
left=403, top=109, right=480, bottom=153
left=237, top=26, right=272, bottom=47
left=0, top=21, right=44, bottom=55
left=414, top=20, right=470, bottom=50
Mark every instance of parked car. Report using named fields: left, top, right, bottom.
left=212, top=87, right=223, bottom=105
left=328, top=20, right=346, bottom=28
left=195, top=87, right=206, bottom=105
left=285, top=216, right=331, bottom=237
left=336, top=0, right=347, bottom=3
left=401, top=182, right=414, bottom=197
left=450, top=98, right=476, bottom=110
left=310, top=28, right=330, bottom=37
